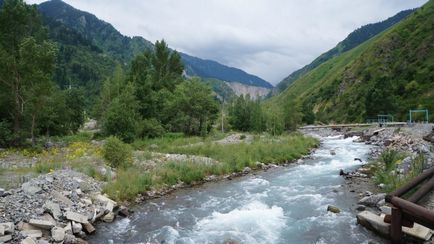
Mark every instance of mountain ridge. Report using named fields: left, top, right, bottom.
left=37, top=0, right=273, bottom=89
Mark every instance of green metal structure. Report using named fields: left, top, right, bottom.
left=409, top=109, right=429, bottom=123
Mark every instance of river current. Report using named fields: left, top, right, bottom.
left=90, top=135, right=385, bottom=244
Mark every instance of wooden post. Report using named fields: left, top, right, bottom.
left=391, top=206, right=403, bottom=244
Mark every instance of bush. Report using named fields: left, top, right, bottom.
left=139, top=118, right=165, bottom=138
left=103, top=136, right=132, bottom=168
left=0, top=120, right=13, bottom=147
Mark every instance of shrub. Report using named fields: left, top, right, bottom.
left=139, top=118, right=165, bottom=138
left=0, top=120, right=13, bottom=147
left=103, top=168, right=153, bottom=201
left=103, top=136, right=132, bottom=168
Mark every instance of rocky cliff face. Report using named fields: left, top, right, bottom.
left=225, top=81, right=271, bottom=99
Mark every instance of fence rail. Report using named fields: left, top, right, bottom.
left=385, top=167, right=434, bottom=243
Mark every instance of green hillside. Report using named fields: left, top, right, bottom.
left=276, top=9, right=414, bottom=92
left=272, top=0, right=434, bottom=123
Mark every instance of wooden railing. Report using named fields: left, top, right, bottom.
left=385, top=167, right=434, bottom=243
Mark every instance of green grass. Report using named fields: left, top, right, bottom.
left=163, top=133, right=318, bottom=169
left=104, top=133, right=319, bottom=201
left=373, top=150, right=425, bottom=192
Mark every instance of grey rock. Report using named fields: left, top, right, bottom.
left=21, top=230, right=43, bottom=238
left=51, top=226, right=65, bottom=242
left=64, top=234, right=77, bottom=244
left=82, top=222, right=95, bottom=234
left=21, top=237, right=37, bottom=244
left=242, top=167, right=252, bottom=174
left=356, top=205, right=366, bottom=211
left=0, top=235, right=12, bottom=242
left=43, top=201, right=62, bottom=220
left=358, top=193, right=386, bottom=207
left=65, top=211, right=88, bottom=224
left=102, top=212, right=115, bottom=223
left=22, top=182, right=42, bottom=195
left=29, top=219, right=54, bottom=230
left=71, top=221, right=82, bottom=234
left=327, top=205, right=341, bottom=213
left=0, top=222, right=15, bottom=234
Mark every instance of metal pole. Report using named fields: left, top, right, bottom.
left=391, top=207, right=403, bottom=244
left=409, top=110, right=412, bottom=124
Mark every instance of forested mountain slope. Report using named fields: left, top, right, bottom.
left=272, top=1, right=434, bottom=123
left=37, top=0, right=272, bottom=91
left=276, top=9, right=414, bottom=92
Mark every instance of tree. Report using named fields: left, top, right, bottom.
left=64, top=88, right=85, bottom=133
left=94, top=64, right=124, bottom=120
left=0, top=0, right=57, bottom=145
left=168, top=77, right=219, bottom=135
left=102, top=82, right=140, bottom=142
left=129, top=40, right=184, bottom=119
left=283, top=100, right=302, bottom=131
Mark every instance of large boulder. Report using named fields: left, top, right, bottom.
left=358, top=193, right=386, bottom=207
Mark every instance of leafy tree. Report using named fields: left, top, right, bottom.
left=265, top=105, right=285, bottom=136
left=0, top=0, right=57, bottom=145
left=101, top=82, right=140, bottom=142
left=168, top=77, right=219, bottom=136
left=94, top=64, right=124, bottom=119
left=283, top=100, right=303, bottom=131
left=129, top=40, right=184, bottom=119
left=64, top=88, right=85, bottom=133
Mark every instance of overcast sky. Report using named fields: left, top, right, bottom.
left=26, top=0, right=428, bottom=85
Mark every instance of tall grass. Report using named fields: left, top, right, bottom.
left=104, top=133, right=319, bottom=201
left=374, top=149, right=425, bottom=192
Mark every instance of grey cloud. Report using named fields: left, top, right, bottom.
left=26, top=0, right=428, bottom=84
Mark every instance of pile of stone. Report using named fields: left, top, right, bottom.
left=0, top=170, right=128, bottom=243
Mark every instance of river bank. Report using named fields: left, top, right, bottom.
left=303, top=124, right=434, bottom=242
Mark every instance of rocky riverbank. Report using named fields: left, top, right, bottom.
left=0, top=170, right=131, bottom=244
left=304, top=124, right=434, bottom=242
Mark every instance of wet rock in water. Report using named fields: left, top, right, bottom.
left=51, top=226, right=65, bottom=242
left=118, top=206, right=130, bottom=217
left=358, top=193, right=386, bottom=207
left=223, top=239, right=238, bottom=244
left=330, top=150, right=336, bottom=155
left=327, top=205, right=341, bottom=213
left=356, top=205, right=366, bottom=211
left=242, top=167, right=252, bottom=174
left=102, top=212, right=115, bottom=223
left=82, top=222, right=96, bottom=234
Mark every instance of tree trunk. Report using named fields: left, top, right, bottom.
left=31, top=114, right=36, bottom=147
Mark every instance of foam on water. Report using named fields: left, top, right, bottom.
left=187, top=201, right=286, bottom=243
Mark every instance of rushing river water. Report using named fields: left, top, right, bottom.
left=90, top=135, right=386, bottom=244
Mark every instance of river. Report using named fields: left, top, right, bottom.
left=90, top=135, right=385, bottom=244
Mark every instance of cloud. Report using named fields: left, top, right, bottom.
left=26, top=0, right=428, bottom=84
